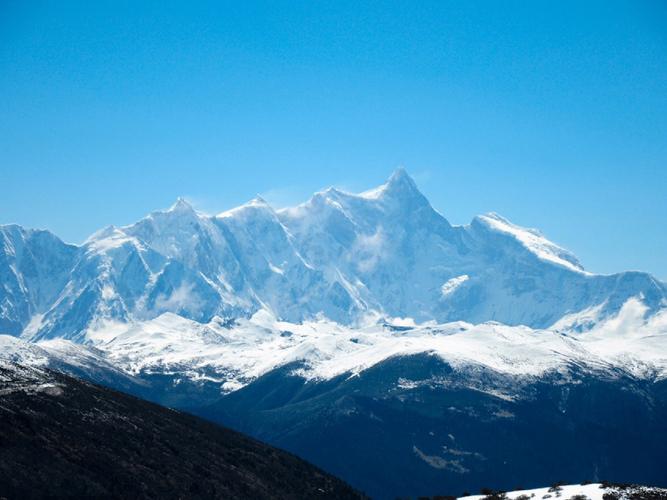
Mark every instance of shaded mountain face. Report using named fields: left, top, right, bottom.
left=0, top=362, right=364, bottom=500
left=0, top=225, right=77, bottom=336
left=1, top=169, right=664, bottom=341
left=192, top=356, right=667, bottom=500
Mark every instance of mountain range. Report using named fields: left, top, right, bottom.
left=3, top=168, right=665, bottom=343
left=1, top=169, right=666, bottom=498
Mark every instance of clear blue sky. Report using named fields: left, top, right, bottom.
left=1, top=1, right=666, bottom=279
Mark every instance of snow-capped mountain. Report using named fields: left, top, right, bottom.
left=2, top=169, right=665, bottom=346
left=2, top=168, right=666, bottom=403
left=3, top=170, right=667, bottom=498
left=0, top=334, right=143, bottom=392
left=50, top=298, right=664, bottom=397
left=0, top=225, right=77, bottom=336
left=277, top=169, right=666, bottom=328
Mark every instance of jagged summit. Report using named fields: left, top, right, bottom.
left=384, top=166, right=418, bottom=190
left=167, top=197, right=196, bottom=213
left=216, top=195, right=275, bottom=219
left=359, top=167, right=424, bottom=202
left=241, top=195, right=273, bottom=210
left=282, top=169, right=429, bottom=222
left=473, top=212, right=586, bottom=273
left=84, top=224, right=118, bottom=244
left=152, top=170, right=427, bottom=224
left=1, top=170, right=666, bottom=342
left=250, top=195, right=269, bottom=206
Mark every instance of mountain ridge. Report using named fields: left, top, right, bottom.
left=2, top=169, right=665, bottom=343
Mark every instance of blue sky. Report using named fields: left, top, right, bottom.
left=1, top=1, right=666, bottom=279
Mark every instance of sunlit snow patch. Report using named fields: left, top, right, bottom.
left=477, top=213, right=588, bottom=274
left=441, top=275, right=469, bottom=297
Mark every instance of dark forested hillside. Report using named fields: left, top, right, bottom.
left=0, top=364, right=364, bottom=500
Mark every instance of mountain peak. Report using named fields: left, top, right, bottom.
left=474, top=212, right=586, bottom=273
left=87, top=224, right=117, bottom=240
left=386, top=167, right=414, bottom=187
left=168, top=197, right=195, bottom=213
left=216, top=196, right=275, bottom=219
left=360, top=168, right=425, bottom=204
left=249, top=195, right=269, bottom=206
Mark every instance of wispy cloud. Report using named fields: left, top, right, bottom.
left=154, top=282, right=203, bottom=315
left=259, top=186, right=308, bottom=209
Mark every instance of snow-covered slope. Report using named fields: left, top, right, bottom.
left=1, top=169, right=665, bottom=363
left=71, top=295, right=667, bottom=396
left=0, top=225, right=77, bottom=335
left=6, top=292, right=666, bottom=399
left=460, top=483, right=667, bottom=499
left=279, top=170, right=666, bottom=327
left=0, top=334, right=142, bottom=390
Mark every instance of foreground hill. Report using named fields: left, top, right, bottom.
left=0, top=363, right=363, bottom=500
left=4, top=335, right=667, bottom=498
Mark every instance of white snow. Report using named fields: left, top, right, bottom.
left=216, top=196, right=271, bottom=219
left=59, top=296, right=667, bottom=393
left=442, top=275, right=469, bottom=296
left=459, top=483, right=667, bottom=500
left=84, top=226, right=142, bottom=253
left=2, top=169, right=666, bottom=390
left=0, top=335, right=50, bottom=367
left=476, top=213, right=588, bottom=274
